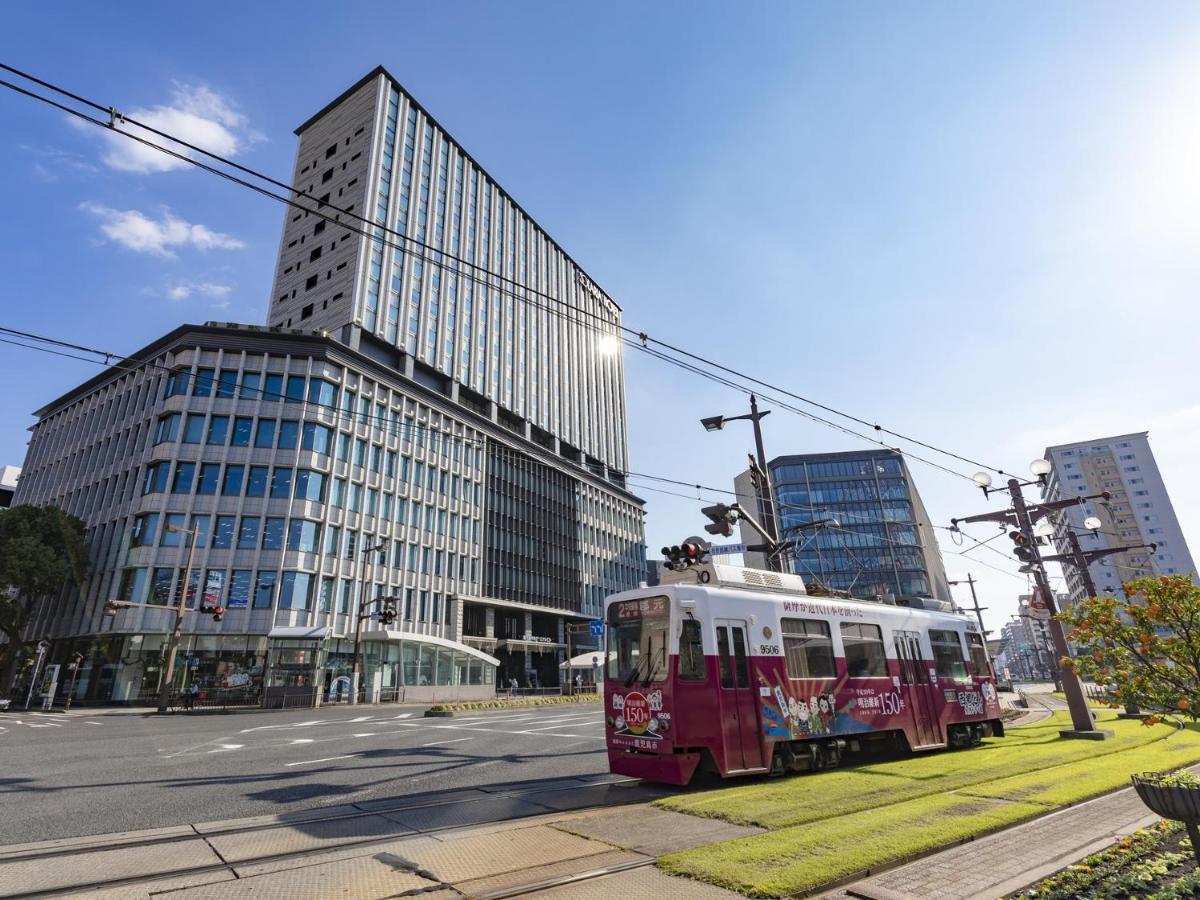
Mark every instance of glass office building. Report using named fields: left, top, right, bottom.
left=10, top=67, right=645, bottom=704
left=736, top=449, right=951, bottom=601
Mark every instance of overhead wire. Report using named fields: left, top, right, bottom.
left=0, top=63, right=1017, bottom=483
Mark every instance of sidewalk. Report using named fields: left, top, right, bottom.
left=827, top=780, right=1160, bottom=900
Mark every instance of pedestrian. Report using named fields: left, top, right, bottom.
left=186, top=682, right=199, bottom=710
left=508, top=677, right=517, bottom=698
left=574, top=673, right=582, bottom=691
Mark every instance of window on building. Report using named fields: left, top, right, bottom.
left=182, top=415, right=205, bottom=444
left=270, top=468, right=294, bottom=498
left=285, top=376, right=306, bottom=401
left=231, top=417, right=253, bottom=447
left=193, top=368, right=215, bottom=397
left=841, top=623, right=887, bottom=677
left=222, top=465, right=245, bottom=496
left=171, top=461, right=195, bottom=493
left=232, top=517, right=259, bottom=549
left=278, top=420, right=299, bottom=450
left=216, top=370, right=239, bottom=399
left=782, top=618, right=836, bottom=678
left=254, top=419, right=277, bottom=448
left=154, top=413, right=181, bottom=445
left=213, top=515, right=236, bottom=549
left=254, top=571, right=276, bottom=609
left=206, top=415, right=229, bottom=445
left=261, top=518, right=285, bottom=550
left=246, top=465, right=269, bottom=497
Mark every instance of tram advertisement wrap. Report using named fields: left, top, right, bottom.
left=610, top=688, right=670, bottom=751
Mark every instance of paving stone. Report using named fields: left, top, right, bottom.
left=204, top=815, right=415, bottom=864
left=398, top=824, right=612, bottom=883
left=520, top=781, right=673, bottom=812
left=351, top=787, right=488, bottom=812
left=0, top=838, right=221, bottom=897
left=523, top=865, right=744, bottom=898
left=553, top=805, right=764, bottom=857
left=65, top=871, right=237, bottom=900
left=156, top=854, right=440, bottom=899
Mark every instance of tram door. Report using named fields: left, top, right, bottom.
left=715, top=620, right=763, bottom=771
left=895, top=630, right=942, bottom=748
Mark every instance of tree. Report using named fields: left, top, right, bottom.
left=1060, top=575, right=1200, bottom=722
left=0, top=505, right=90, bottom=693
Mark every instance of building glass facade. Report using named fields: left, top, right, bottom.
left=737, top=449, right=950, bottom=601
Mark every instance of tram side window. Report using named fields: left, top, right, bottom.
left=841, top=623, right=888, bottom=677
left=930, top=629, right=968, bottom=680
left=678, top=618, right=705, bottom=681
left=967, top=632, right=992, bottom=677
left=781, top=617, right=835, bottom=679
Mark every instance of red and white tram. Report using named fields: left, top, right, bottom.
left=604, top=562, right=1004, bottom=785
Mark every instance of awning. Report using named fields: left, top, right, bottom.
left=267, top=625, right=341, bottom=640
left=497, top=639, right=565, bottom=654
left=359, top=629, right=500, bottom=667
left=560, top=651, right=607, bottom=671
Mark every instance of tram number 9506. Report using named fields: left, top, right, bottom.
left=758, top=644, right=781, bottom=655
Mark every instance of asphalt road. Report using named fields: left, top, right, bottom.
left=0, top=703, right=609, bottom=845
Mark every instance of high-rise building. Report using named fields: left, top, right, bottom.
left=1043, top=432, right=1195, bottom=607
left=10, top=67, right=644, bottom=705
left=0, top=465, right=18, bottom=508
left=734, top=448, right=950, bottom=601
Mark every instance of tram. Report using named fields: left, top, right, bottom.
left=604, top=560, right=1003, bottom=785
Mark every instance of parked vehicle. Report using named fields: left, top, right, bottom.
left=604, top=561, right=1003, bottom=785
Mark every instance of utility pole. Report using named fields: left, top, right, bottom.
left=350, top=541, right=386, bottom=705
left=1042, top=525, right=1156, bottom=718
left=953, top=470, right=1112, bottom=740
left=158, top=524, right=199, bottom=714
left=948, top=574, right=987, bottom=635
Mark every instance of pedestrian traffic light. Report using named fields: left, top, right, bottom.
left=211, top=605, right=223, bottom=622
left=702, top=503, right=737, bottom=537
left=1009, top=530, right=1034, bottom=562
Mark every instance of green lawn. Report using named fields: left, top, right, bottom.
left=656, top=712, right=1200, bottom=898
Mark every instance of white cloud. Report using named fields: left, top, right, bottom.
left=79, top=202, right=245, bottom=258
left=166, top=281, right=234, bottom=302
left=79, top=83, right=260, bottom=174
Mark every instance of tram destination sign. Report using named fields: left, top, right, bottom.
left=615, top=597, right=668, bottom=619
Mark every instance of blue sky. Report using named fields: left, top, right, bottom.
left=2, top=3, right=1198, bottom=632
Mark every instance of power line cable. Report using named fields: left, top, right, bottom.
left=0, top=63, right=1016, bottom=482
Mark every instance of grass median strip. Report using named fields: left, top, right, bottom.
left=656, top=712, right=1200, bottom=897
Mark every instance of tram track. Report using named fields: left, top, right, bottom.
left=0, top=774, right=660, bottom=899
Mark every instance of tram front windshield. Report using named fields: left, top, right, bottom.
left=608, top=596, right=669, bottom=685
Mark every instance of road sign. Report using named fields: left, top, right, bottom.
left=1028, top=588, right=1051, bottom=621
left=708, top=543, right=747, bottom=556
left=589, top=620, right=604, bottom=638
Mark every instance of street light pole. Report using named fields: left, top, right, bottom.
left=157, top=524, right=199, bottom=714
left=700, top=395, right=781, bottom=572
left=350, top=541, right=386, bottom=705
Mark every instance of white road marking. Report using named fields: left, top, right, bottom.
left=352, top=732, right=377, bottom=737
left=290, top=738, right=314, bottom=744
left=421, top=737, right=474, bottom=747
left=348, top=716, right=373, bottom=723
left=284, top=754, right=358, bottom=767
left=392, top=713, right=413, bottom=719
left=208, top=744, right=244, bottom=753
left=85, top=721, right=103, bottom=726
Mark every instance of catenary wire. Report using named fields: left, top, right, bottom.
left=0, top=64, right=1016, bottom=481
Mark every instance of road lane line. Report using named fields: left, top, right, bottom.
left=421, top=737, right=474, bottom=746
left=352, top=733, right=377, bottom=737
left=284, top=753, right=359, bottom=767
left=290, top=738, right=314, bottom=744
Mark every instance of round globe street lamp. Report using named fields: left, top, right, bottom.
left=1029, top=458, right=1053, bottom=479
left=1084, top=515, right=1103, bottom=531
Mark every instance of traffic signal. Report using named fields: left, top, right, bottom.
left=378, top=605, right=397, bottom=626
left=662, top=541, right=708, bottom=570
left=1009, top=530, right=1035, bottom=562
left=702, top=503, right=737, bottom=537
left=211, top=605, right=223, bottom=622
